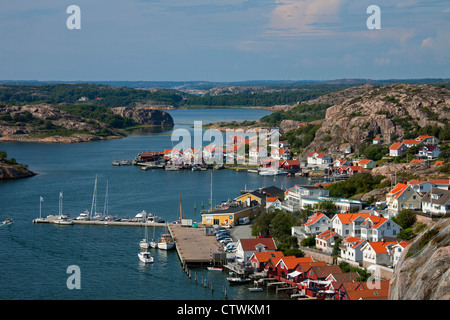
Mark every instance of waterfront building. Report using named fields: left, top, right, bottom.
left=201, top=205, right=259, bottom=227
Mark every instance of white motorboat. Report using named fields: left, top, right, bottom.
left=165, top=165, right=179, bottom=171
left=207, top=267, right=223, bottom=271
left=134, top=210, right=147, bottom=222
left=147, top=213, right=164, bottom=223
left=75, top=210, right=90, bottom=220
left=138, top=251, right=154, bottom=263
left=226, top=277, right=251, bottom=284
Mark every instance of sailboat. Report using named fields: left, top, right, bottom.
left=149, top=224, right=157, bottom=248
left=139, top=220, right=150, bottom=249
left=52, top=191, right=73, bottom=225
left=90, top=175, right=103, bottom=221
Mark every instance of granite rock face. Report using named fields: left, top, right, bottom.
left=300, top=83, right=450, bottom=158
left=389, top=219, right=450, bottom=300
left=111, top=107, right=174, bottom=127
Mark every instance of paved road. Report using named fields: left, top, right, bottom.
left=229, top=224, right=253, bottom=240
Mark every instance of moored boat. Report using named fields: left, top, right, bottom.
left=226, top=277, right=251, bottom=284
left=157, top=233, right=175, bottom=250
left=138, top=251, right=154, bottom=263
left=0, top=217, right=13, bottom=226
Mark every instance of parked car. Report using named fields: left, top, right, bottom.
left=225, top=242, right=237, bottom=252
left=219, top=238, right=233, bottom=244
left=216, top=234, right=230, bottom=241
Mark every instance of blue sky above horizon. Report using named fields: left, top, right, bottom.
left=0, top=0, right=449, bottom=82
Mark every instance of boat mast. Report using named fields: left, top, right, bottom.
left=90, top=175, right=97, bottom=219
left=103, top=180, right=109, bottom=218
left=210, top=170, right=213, bottom=211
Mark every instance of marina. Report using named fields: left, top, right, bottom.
left=0, top=108, right=295, bottom=300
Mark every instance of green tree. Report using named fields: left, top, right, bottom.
left=392, top=209, right=417, bottom=229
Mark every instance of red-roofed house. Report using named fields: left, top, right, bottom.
left=361, top=240, right=410, bottom=267
left=389, top=142, right=407, bottom=157
left=331, top=213, right=371, bottom=237
left=271, top=148, right=292, bottom=161
left=275, top=256, right=315, bottom=279
left=407, top=179, right=434, bottom=194
left=428, top=178, right=450, bottom=190
left=307, top=152, right=333, bottom=167
left=315, top=229, right=338, bottom=253
left=415, top=135, right=438, bottom=145
left=333, top=159, right=352, bottom=167
left=402, top=139, right=422, bottom=148
left=357, top=159, right=377, bottom=169
left=235, top=238, right=277, bottom=262
left=360, top=215, right=401, bottom=242
left=304, top=212, right=331, bottom=235
left=386, top=183, right=422, bottom=215
left=250, top=251, right=284, bottom=271
left=340, top=236, right=367, bottom=263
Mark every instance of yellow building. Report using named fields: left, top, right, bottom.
left=201, top=206, right=260, bottom=227
left=235, top=191, right=266, bottom=207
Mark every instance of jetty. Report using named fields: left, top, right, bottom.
left=169, top=224, right=224, bottom=267
left=32, top=216, right=171, bottom=227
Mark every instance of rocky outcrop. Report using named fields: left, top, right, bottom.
left=0, top=156, right=35, bottom=180
left=300, top=84, right=450, bottom=158
left=111, top=107, right=174, bottom=127
left=0, top=104, right=126, bottom=143
left=389, top=218, right=450, bottom=300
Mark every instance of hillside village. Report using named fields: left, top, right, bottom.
left=156, top=128, right=448, bottom=300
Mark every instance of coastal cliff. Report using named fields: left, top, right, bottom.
left=389, top=218, right=450, bottom=300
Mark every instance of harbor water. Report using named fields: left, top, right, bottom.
left=0, top=108, right=309, bottom=300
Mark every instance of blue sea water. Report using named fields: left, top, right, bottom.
left=0, top=108, right=308, bottom=300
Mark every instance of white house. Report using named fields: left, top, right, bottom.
left=419, top=145, right=441, bottom=159
left=331, top=213, right=371, bottom=238
left=390, top=241, right=411, bottom=266
left=407, top=180, right=434, bottom=194
left=359, top=216, right=402, bottom=242
left=416, top=135, right=439, bottom=145
left=249, top=146, right=267, bottom=162
left=358, top=159, right=377, bottom=169
left=235, top=238, right=277, bottom=262
left=333, top=159, right=352, bottom=167
left=421, top=187, right=450, bottom=216
left=361, top=240, right=411, bottom=267
left=389, top=143, right=407, bottom=157
left=428, top=178, right=450, bottom=190
left=271, top=148, right=292, bottom=161
left=304, top=212, right=331, bottom=235
left=266, top=197, right=283, bottom=211
left=340, top=236, right=367, bottom=263
left=307, top=152, right=333, bottom=167
left=315, top=229, right=338, bottom=253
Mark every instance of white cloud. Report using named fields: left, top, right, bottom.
left=420, top=37, right=434, bottom=48
left=374, top=57, right=391, bottom=66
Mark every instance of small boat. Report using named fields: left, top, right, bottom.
left=75, top=211, right=90, bottom=220
left=207, top=267, right=223, bottom=271
left=165, top=165, right=180, bottom=171
left=52, top=214, right=74, bottom=225
left=226, top=277, right=251, bottom=284
left=0, top=217, right=13, bottom=226
left=147, top=213, right=164, bottom=223
left=139, top=221, right=150, bottom=249
left=248, top=287, right=263, bottom=292
left=112, top=160, right=120, bottom=166
left=157, top=233, right=175, bottom=250
left=138, top=251, right=154, bottom=263
left=120, top=159, right=132, bottom=165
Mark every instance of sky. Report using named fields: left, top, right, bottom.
left=0, top=0, right=449, bottom=82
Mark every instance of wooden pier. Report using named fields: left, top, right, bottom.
left=169, top=224, right=223, bottom=267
